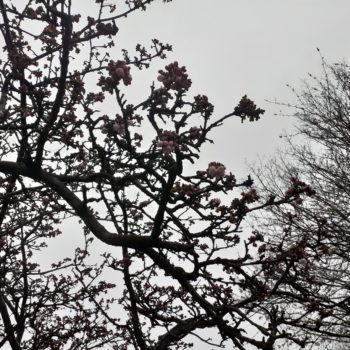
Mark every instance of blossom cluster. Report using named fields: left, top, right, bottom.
left=233, top=95, right=265, bottom=122
left=157, top=140, right=176, bottom=154
left=172, top=182, right=199, bottom=198
left=229, top=189, right=260, bottom=223
left=69, top=76, right=86, bottom=101
left=96, top=22, right=118, bottom=36
left=231, top=189, right=259, bottom=209
left=193, top=95, right=214, bottom=118
left=101, top=115, right=133, bottom=136
left=196, top=166, right=236, bottom=189
left=112, top=115, right=133, bottom=135
left=157, top=62, right=192, bottom=91
left=208, top=198, right=221, bottom=208
left=285, top=177, right=315, bottom=198
left=188, top=127, right=202, bottom=140
left=207, top=162, right=226, bottom=179
left=24, top=5, right=44, bottom=18
left=157, top=131, right=181, bottom=154
left=151, top=87, right=172, bottom=108
left=108, top=60, right=132, bottom=86
left=87, top=92, right=105, bottom=103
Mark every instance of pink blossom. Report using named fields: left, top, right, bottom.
left=114, top=67, right=125, bottom=79
left=207, top=162, right=225, bottom=179
left=158, top=140, right=176, bottom=154
left=241, top=189, right=259, bottom=203
left=209, top=198, right=221, bottom=208
left=112, top=117, right=133, bottom=135
left=108, top=60, right=132, bottom=86
left=157, top=62, right=192, bottom=91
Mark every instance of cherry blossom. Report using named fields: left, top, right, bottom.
left=108, top=60, right=132, bottom=85
left=207, top=162, right=226, bottom=179
left=157, top=61, right=192, bottom=91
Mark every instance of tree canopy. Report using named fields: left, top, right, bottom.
left=0, top=1, right=346, bottom=350
left=254, top=59, right=350, bottom=350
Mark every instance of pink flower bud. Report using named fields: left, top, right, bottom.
left=207, top=163, right=226, bottom=179
left=158, top=140, right=176, bottom=154
left=114, top=67, right=125, bottom=79
left=209, top=198, right=221, bottom=207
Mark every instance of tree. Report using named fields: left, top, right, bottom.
left=253, top=59, right=350, bottom=348
left=0, top=1, right=332, bottom=349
